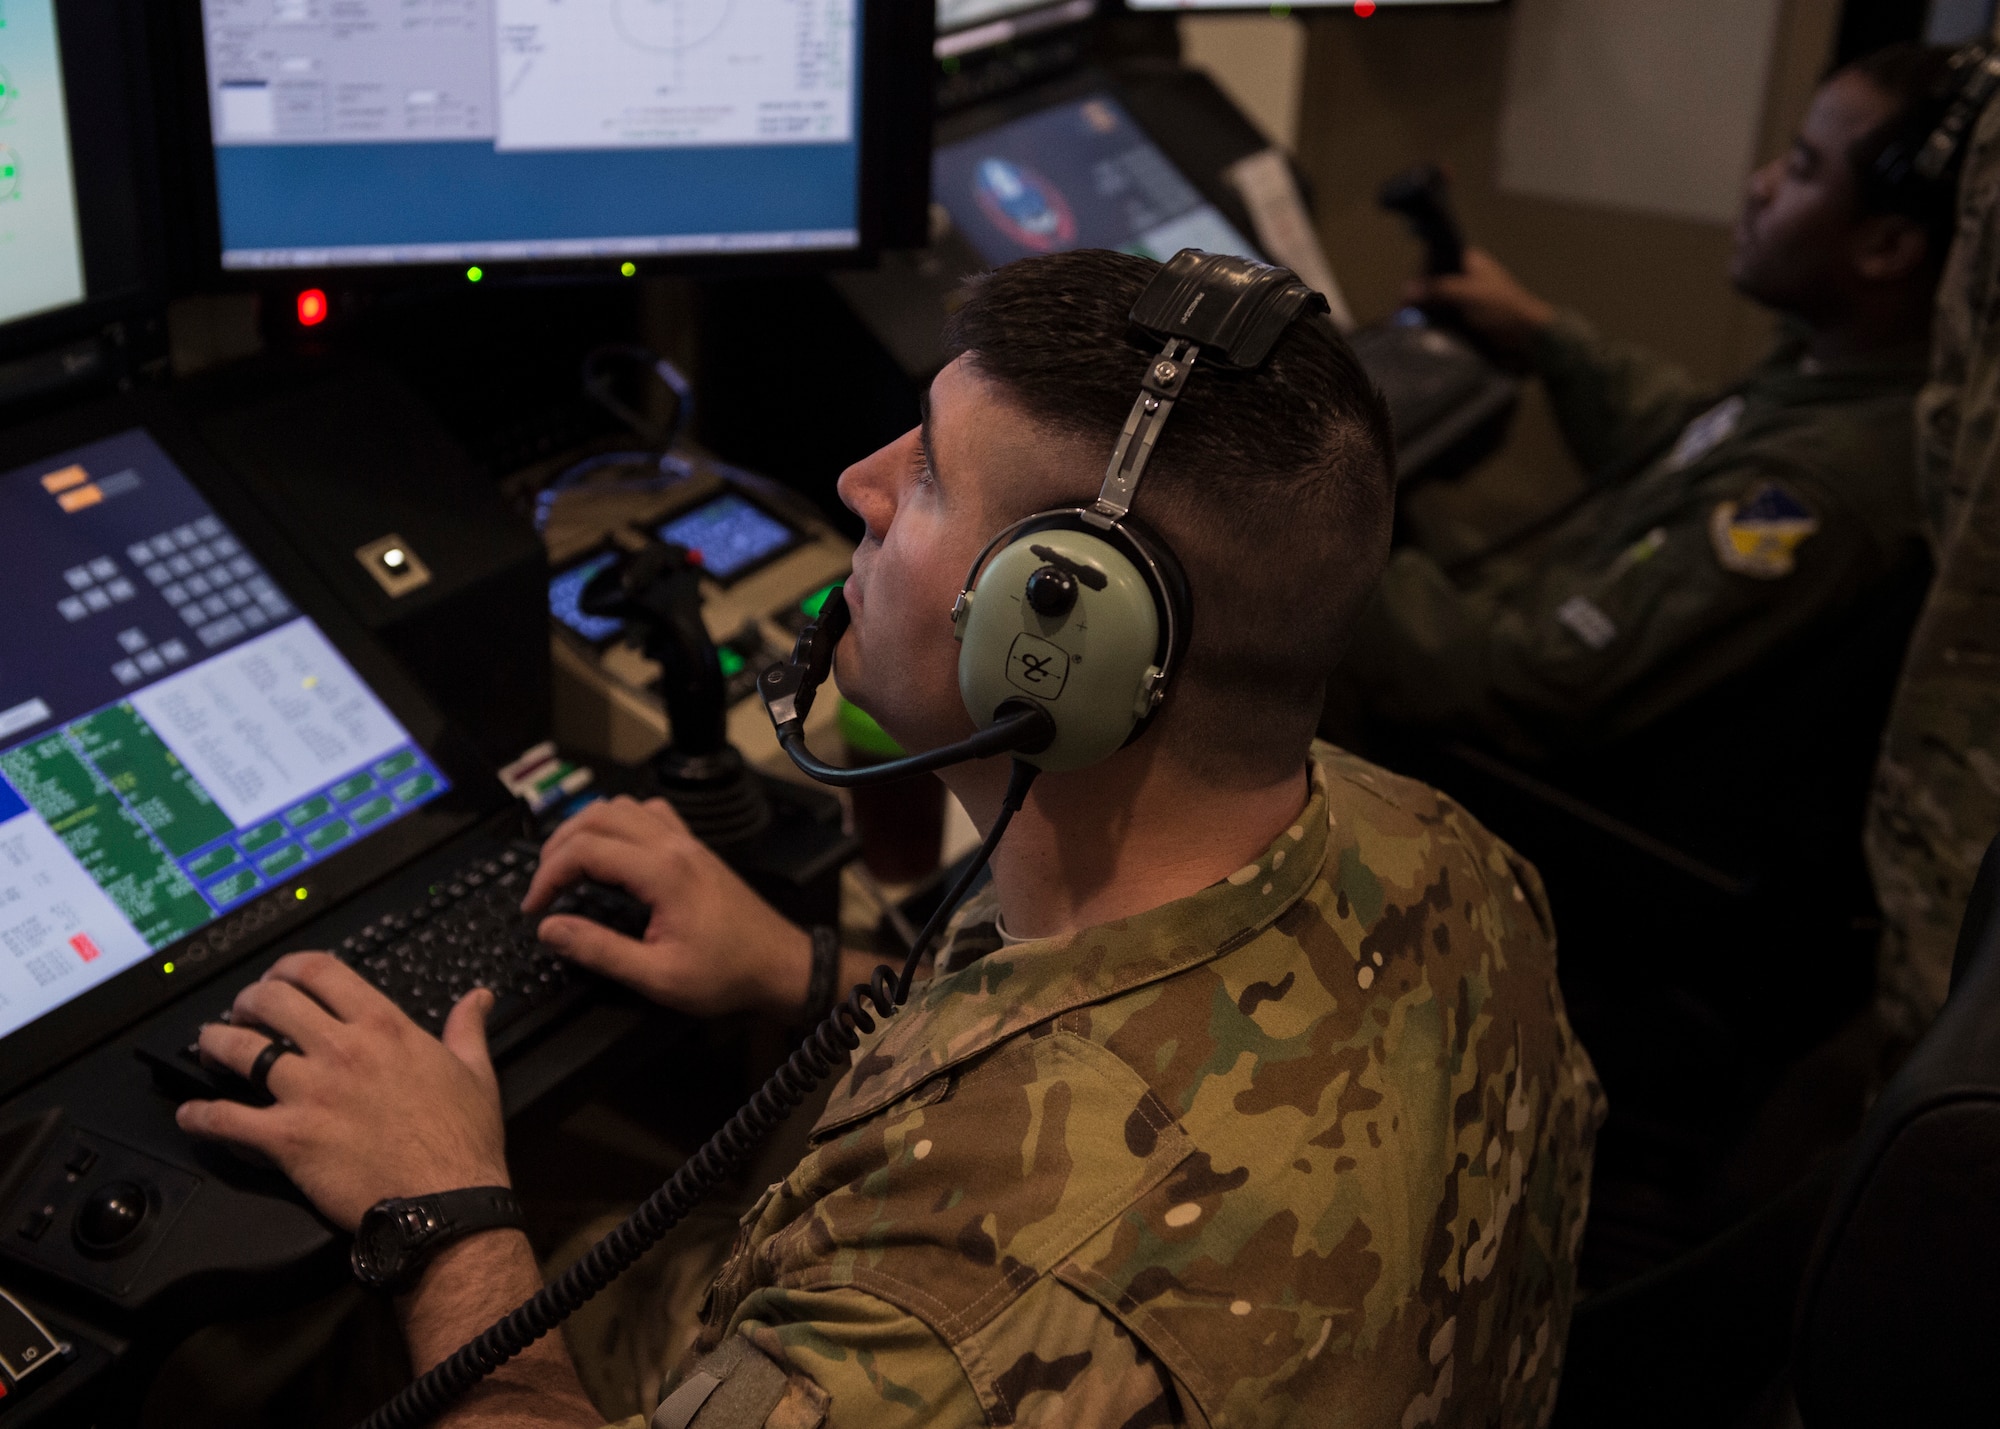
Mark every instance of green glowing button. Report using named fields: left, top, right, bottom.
left=305, top=819, right=352, bottom=853
left=374, top=750, right=418, bottom=781
left=284, top=795, right=332, bottom=828
left=331, top=773, right=373, bottom=803
left=238, top=819, right=287, bottom=853
left=393, top=772, right=439, bottom=804
left=187, top=845, right=240, bottom=881
left=257, top=843, right=306, bottom=878
left=717, top=645, right=746, bottom=678
left=351, top=795, right=394, bottom=828
left=207, top=869, right=260, bottom=905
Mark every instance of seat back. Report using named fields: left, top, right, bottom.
left=1791, top=832, right=2000, bottom=1427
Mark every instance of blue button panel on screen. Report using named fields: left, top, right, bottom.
left=178, top=746, right=449, bottom=912
left=658, top=494, right=797, bottom=580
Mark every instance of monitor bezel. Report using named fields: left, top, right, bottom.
left=160, top=0, right=934, bottom=287
left=0, top=391, right=509, bottom=1101
left=0, top=0, right=167, bottom=367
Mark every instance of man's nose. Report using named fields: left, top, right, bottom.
left=836, top=432, right=911, bottom=542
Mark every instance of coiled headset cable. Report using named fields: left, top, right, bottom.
left=356, top=758, right=1041, bottom=1429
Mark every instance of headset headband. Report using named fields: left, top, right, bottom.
left=1916, top=41, right=2000, bottom=185
left=1092, top=250, right=1329, bottom=523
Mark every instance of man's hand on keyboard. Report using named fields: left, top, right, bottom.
left=175, top=952, right=509, bottom=1231
left=522, top=795, right=814, bottom=1019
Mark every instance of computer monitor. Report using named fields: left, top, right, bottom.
left=0, top=0, right=158, bottom=363
left=936, top=0, right=1095, bottom=59
left=0, top=406, right=495, bottom=1097
left=932, top=91, right=1259, bottom=266
left=185, top=0, right=929, bottom=276
left=1124, top=0, right=1496, bottom=7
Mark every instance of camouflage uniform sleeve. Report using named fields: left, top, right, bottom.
left=721, top=1280, right=1182, bottom=1429
left=1532, top=309, right=1706, bottom=476
left=1342, top=458, right=1886, bottom=760
left=1868, top=97, right=2000, bottom=1039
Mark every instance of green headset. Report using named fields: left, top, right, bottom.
left=761, top=248, right=1331, bottom=784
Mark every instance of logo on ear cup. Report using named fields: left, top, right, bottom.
left=1006, top=633, right=1071, bottom=698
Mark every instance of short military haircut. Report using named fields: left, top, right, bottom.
left=1842, top=43, right=1966, bottom=265
left=942, top=248, right=1396, bottom=789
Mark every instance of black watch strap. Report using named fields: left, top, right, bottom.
left=352, top=1186, right=524, bottom=1295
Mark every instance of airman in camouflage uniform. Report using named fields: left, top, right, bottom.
left=622, top=744, right=1603, bottom=1428
left=1868, top=84, right=2000, bottom=1040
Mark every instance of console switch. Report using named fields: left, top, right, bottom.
left=0, top=1288, right=62, bottom=1389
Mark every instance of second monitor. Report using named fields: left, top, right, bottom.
left=186, top=0, right=927, bottom=274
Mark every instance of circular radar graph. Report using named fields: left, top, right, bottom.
left=612, top=0, right=733, bottom=53
left=0, top=147, right=19, bottom=202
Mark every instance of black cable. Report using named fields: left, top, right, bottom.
left=356, top=759, right=1041, bottom=1429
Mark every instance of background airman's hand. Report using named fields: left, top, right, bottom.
left=522, top=796, right=811, bottom=1018
left=1405, top=248, right=1557, bottom=357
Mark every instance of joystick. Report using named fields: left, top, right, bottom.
left=580, top=540, right=772, bottom=846
left=1378, top=163, right=1467, bottom=277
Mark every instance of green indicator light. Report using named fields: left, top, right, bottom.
left=799, top=583, right=838, bottom=620
left=163, top=961, right=176, bottom=974
left=294, top=886, right=309, bottom=901
left=466, top=266, right=484, bottom=283
left=620, top=260, right=637, bottom=277
left=717, top=646, right=746, bottom=678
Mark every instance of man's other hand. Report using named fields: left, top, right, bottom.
left=177, top=953, right=508, bottom=1231
left=1406, top=248, right=1557, bottom=357
left=522, top=796, right=812, bottom=1019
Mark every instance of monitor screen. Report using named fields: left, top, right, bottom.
left=0, top=0, right=86, bottom=328
left=657, top=493, right=799, bottom=582
left=0, top=429, right=449, bottom=1044
left=933, top=93, right=1259, bottom=267
left=1126, top=1, right=1496, bottom=7
left=547, top=548, right=627, bottom=647
left=196, top=0, right=869, bottom=271
left=0, top=0, right=154, bottom=357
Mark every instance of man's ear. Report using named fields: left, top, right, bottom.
left=1852, top=213, right=1933, bottom=285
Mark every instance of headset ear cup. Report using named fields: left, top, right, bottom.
left=1112, top=511, right=1193, bottom=685
left=954, top=509, right=1190, bottom=771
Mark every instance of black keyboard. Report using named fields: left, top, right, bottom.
left=145, top=844, right=650, bottom=1102
left=334, top=845, right=567, bottom=1038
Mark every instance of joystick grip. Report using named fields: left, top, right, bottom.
left=1378, top=164, right=1466, bottom=277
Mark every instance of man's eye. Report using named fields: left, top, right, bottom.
left=912, top=448, right=937, bottom=488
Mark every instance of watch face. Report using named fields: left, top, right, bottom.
left=352, top=1201, right=430, bottom=1291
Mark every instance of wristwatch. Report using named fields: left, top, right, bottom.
left=351, top=1186, right=525, bottom=1295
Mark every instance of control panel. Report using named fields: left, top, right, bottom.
left=539, top=453, right=853, bottom=777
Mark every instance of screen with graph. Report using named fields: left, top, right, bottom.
left=197, top=0, right=869, bottom=270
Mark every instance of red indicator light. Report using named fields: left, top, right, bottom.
left=296, top=288, right=329, bottom=326
left=1355, top=0, right=1375, bottom=12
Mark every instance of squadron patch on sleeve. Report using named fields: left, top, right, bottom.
left=1708, top=481, right=1820, bottom=579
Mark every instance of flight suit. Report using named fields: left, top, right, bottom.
left=1337, top=313, right=1928, bottom=764
left=618, top=743, right=1603, bottom=1429
left=1868, top=93, right=2000, bottom=1040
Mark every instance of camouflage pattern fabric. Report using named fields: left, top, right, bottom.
left=634, top=744, right=1601, bottom=1428
left=1869, top=93, right=2000, bottom=1039
left=1337, top=312, right=1927, bottom=762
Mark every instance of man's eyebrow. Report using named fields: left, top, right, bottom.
left=919, top=390, right=944, bottom=486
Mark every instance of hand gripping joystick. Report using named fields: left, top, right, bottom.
left=580, top=541, right=771, bottom=847
left=1378, top=163, right=1467, bottom=278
